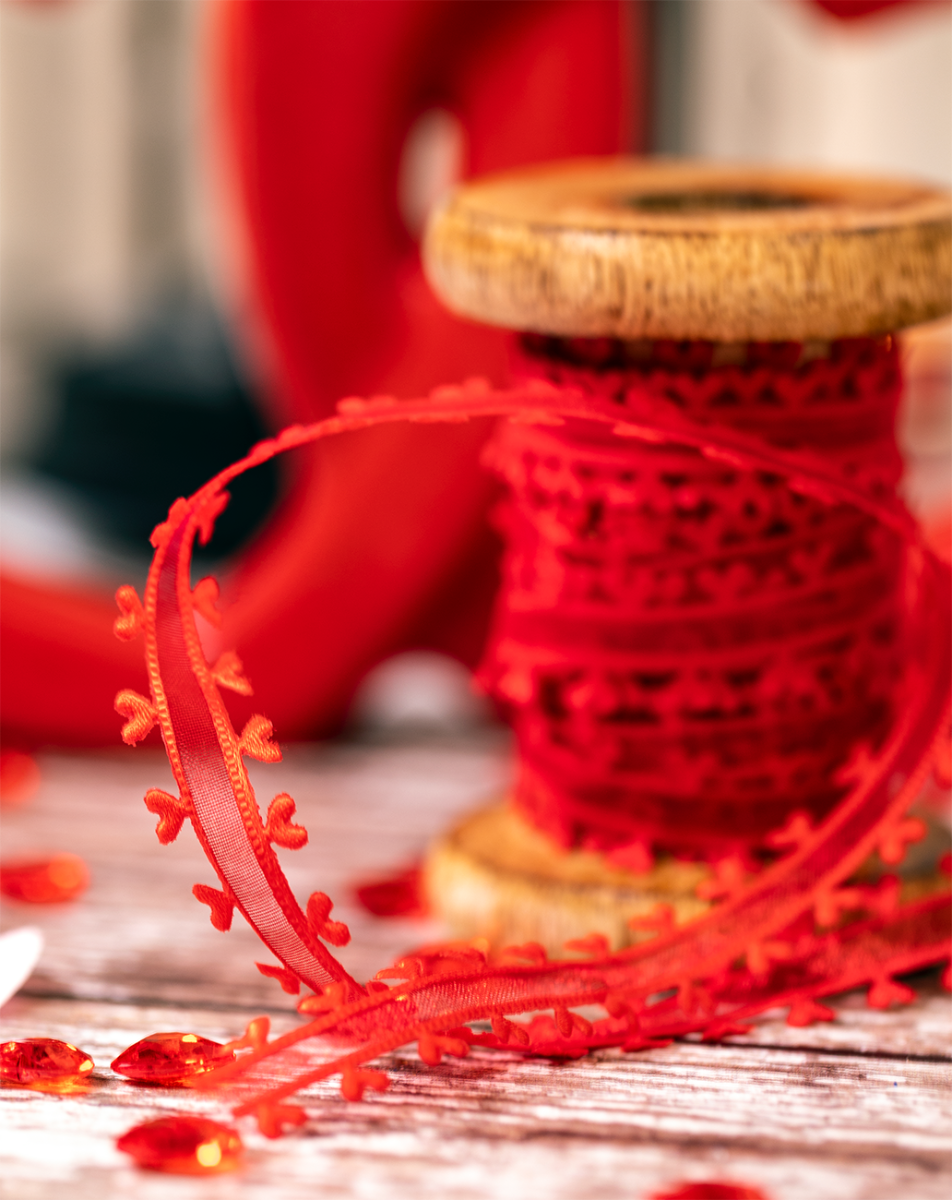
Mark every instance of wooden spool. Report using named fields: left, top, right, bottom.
left=423, top=159, right=951, bottom=342
left=421, top=159, right=952, bottom=953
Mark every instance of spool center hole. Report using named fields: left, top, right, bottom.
left=625, top=191, right=813, bottom=213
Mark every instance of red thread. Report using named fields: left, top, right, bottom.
left=112, top=357, right=950, bottom=1126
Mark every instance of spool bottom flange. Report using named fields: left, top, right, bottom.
left=424, top=801, right=712, bottom=955
left=424, top=800, right=951, bottom=957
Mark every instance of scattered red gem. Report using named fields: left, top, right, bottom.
left=354, top=865, right=428, bottom=917
left=111, top=1032, right=236, bottom=1084
left=1, top=1037, right=94, bottom=1092
left=0, top=751, right=40, bottom=806
left=116, top=1116, right=243, bottom=1174
left=651, top=1184, right=768, bottom=1200
left=0, top=854, right=89, bottom=904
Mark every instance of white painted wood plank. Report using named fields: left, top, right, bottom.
left=2, top=743, right=950, bottom=1200
left=2, top=994, right=950, bottom=1200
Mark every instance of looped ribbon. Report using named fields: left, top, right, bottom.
left=115, top=364, right=951, bottom=1128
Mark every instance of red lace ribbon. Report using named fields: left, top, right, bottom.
left=112, top=353, right=950, bottom=1134
left=483, top=336, right=907, bottom=858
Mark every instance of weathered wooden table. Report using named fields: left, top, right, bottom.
left=2, top=737, right=949, bottom=1200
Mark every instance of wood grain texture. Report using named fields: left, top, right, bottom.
left=423, top=158, right=952, bottom=341
left=425, top=802, right=952, bottom=956
left=425, top=802, right=711, bottom=952
left=2, top=741, right=950, bottom=1200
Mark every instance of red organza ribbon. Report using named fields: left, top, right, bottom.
left=114, top=359, right=950, bottom=1135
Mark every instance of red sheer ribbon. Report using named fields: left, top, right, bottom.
left=114, top=351, right=950, bottom=1135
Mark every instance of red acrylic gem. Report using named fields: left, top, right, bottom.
left=116, top=1116, right=243, bottom=1174
left=111, top=1032, right=236, bottom=1085
left=1, top=1037, right=94, bottom=1092
left=651, top=1184, right=769, bottom=1200
left=0, top=853, right=89, bottom=903
left=0, top=750, right=40, bottom=806
left=354, top=865, right=428, bottom=917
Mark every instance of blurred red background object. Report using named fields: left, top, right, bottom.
left=0, top=852, right=89, bottom=903
left=812, top=0, right=948, bottom=20
left=0, top=749, right=40, bottom=805
left=354, top=865, right=428, bottom=919
left=649, top=1182, right=768, bottom=1200
left=0, top=0, right=641, bottom=747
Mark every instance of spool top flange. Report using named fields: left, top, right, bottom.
left=423, top=159, right=952, bottom=344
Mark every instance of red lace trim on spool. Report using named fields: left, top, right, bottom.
left=482, top=334, right=906, bottom=858
left=109, top=361, right=950, bottom=1132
